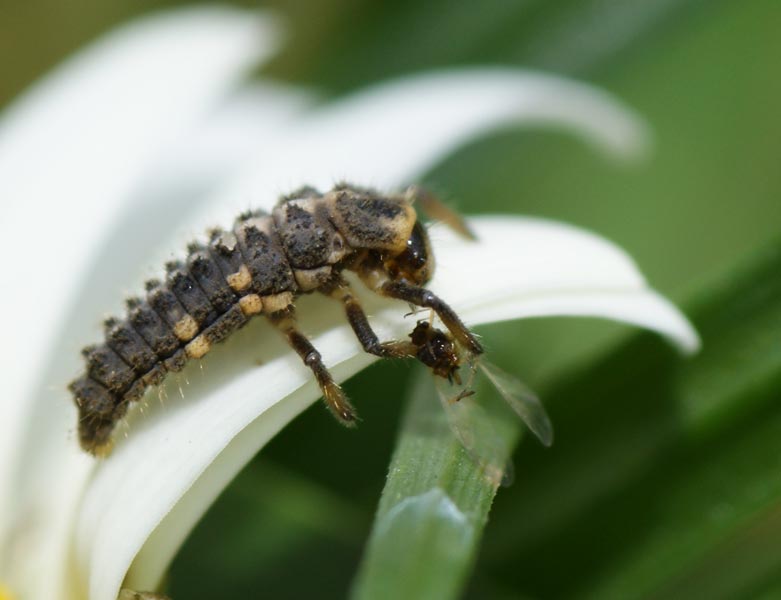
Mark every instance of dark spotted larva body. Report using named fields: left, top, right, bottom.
left=70, top=184, right=483, bottom=456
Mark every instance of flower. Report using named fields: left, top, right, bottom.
left=0, top=6, right=698, bottom=600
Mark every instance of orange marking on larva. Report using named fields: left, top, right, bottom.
left=294, top=266, right=332, bottom=291
left=185, top=334, right=211, bottom=359
left=226, top=264, right=252, bottom=292
left=238, top=294, right=263, bottom=316
left=262, top=291, right=294, bottom=314
left=173, top=315, right=198, bottom=341
left=93, top=439, right=114, bottom=459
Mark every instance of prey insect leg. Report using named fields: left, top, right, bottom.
left=380, top=280, right=483, bottom=356
left=322, top=279, right=419, bottom=359
left=267, top=307, right=358, bottom=425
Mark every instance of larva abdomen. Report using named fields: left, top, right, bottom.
left=70, top=211, right=303, bottom=455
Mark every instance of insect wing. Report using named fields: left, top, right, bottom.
left=478, top=360, right=554, bottom=447
left=433, top=367, right=508, bottom=487
left=407, top=185, right=477, bottom=240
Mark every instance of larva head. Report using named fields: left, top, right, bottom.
left=327, top=185, right=434, bottom=284
left=382, top=220, right=434, bottom=285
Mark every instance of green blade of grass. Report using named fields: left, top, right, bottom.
left=350, top=370, right=521, bottom=600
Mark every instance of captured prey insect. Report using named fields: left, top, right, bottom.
left=69, top=183, right=488, bottom=455
left=408, top=320, right=553, bottom=484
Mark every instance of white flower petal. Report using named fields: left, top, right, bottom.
left=294, top=68, right=650, bottom=185
left=76, top=217, right=697, bottom=599
left=198, top=68, right=648, bottom=227
left=430, top=217, right=699, bottom=353
left=0, top=7, right=282, bottom=598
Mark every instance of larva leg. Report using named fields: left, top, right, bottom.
left=322, top=280, right=418, bottom=359
left=380, top=281, right=483, bottom=356
left=267, top=307, right=358, bottom=425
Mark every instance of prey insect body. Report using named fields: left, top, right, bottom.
left=69, top=183, right=482, bottom=455
left=410, top=321, right=553, bottom=450
left=408, top=320, right=553, bottom=483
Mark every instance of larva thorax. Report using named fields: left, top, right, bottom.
left=69, top=184, right=423, bottom=455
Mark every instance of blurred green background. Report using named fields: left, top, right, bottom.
left=4, top=0, right=781, bottom=598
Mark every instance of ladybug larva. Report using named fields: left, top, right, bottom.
left=69, top=183, right=483, bottom=456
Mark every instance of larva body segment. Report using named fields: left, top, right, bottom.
left=69, top=184, right=482, bottom=456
